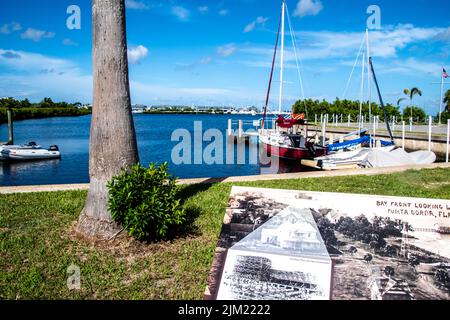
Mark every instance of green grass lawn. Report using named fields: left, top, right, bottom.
left=1, top=168, right=450, bottom=300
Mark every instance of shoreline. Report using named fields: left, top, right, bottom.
left=1, top=162, right=449, bottom=194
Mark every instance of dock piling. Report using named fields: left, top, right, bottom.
left=322, top=115, right=327, bottom=146
left=428, top=116, right=432, bottom=151
left=238, top=120, right=243, bottom=139
left=446, top=119, right=449, bottom=163
left=7, top=109, right=14, bottom=145
left=402, top=121, right=405, bottom=150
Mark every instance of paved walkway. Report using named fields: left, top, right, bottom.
left=1, top=162, right=449, bottom=194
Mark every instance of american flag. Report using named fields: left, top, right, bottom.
left=444, top=68, right=449, bottom=79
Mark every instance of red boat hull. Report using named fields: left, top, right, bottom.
left=263, top=142, right=326, bottom=160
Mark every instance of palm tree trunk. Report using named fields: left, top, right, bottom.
left=76, top=0, right=139, bottom=239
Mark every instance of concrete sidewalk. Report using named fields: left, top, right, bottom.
left=1, top=162, right=449, bottom=194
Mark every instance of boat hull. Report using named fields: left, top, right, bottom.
left=262, top=142, right=326, bottom=160
left=1, top=149, right=60, bottom=161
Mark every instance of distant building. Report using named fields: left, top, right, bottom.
left=131, top=104, right=147, bottom=113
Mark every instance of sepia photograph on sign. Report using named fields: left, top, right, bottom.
left=207, top=187, right=450, bottom=300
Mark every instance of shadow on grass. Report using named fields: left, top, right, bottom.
left=165, top=205, right=203, bottom=241
left=177, top=177, right=227, bottom=204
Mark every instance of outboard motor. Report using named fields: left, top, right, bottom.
left=49, top=145, right=59, bottom=151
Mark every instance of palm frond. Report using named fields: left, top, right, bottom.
left=397, top=98, right=407, bottom=107
left=410, top=87, right=422, bottom=98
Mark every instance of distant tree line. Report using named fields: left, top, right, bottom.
left=441, top=89, right=450, bottom=123
left=0, top=97, right=91, bottom=124
left=292, top=98, right=430, bottom=123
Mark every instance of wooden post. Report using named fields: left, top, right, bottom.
left=7, top=109, right=14, bottom=145
left=348, top=114, right=351, bottom=127
left=402, top=121, right=405, bottom=150
left=373, top=120, right=376, bottom=148
left=428, top=116, right=432, bottom=152
left=446, top=119, right=449, bottom=163
left=238, top=120, right=243, bottom=139
left=410, top=117, right=413, bottom=132
left=315, top=114, right=317, bottom=125
left=322, top=115, right=327, bottom=146
left=227, top=119, right=232, bottom=137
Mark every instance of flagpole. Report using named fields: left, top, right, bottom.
left=440, top=67, right=444, bottom=125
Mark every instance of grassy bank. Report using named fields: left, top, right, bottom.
left=1, top=168, right=450, bottom=299
left=0, top=107, right=91, bottom=124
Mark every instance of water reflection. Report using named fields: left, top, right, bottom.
left=0, top=159, right=61, bottom=184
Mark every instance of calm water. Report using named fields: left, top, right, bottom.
left=0, top=114, right=308, bottom=186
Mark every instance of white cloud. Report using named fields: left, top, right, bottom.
left=129, top=81, right=233, bottom=104
left=0, top=49, right=91, bottom=101
left=293, top=0, right=323, bottom=18
left=217, top=43, right=237, bottom=57
left=218, top=9, right=229, bottom=16
left=199, top=57, right=212, bottom=65
left=0, top=22, right=21, bottom=34
left=126, top=0, right=149, bottom=10
left=238, top=24, right=447, bottom=81
left=244, top=16, right=268, bottom=33
left=20, top=28, right=55, bottom=42
left=0, top=48, right=242, bottom=105
left=175, top=56, right=213, bottom=71
left=171, top=6, right=190, bottom=21
left=377, top=58, right=441, bottom=77
left=242, top=25, right=446, bottom=61
left=0, top=49, right=75, bottom=72
left=434, top=27, right=450, bottom=42
left=62, top=38, right=78, bottom=46
left=198, top=6, right=208, bottom=14
left=244, top=22, right=257, bottom=33
left=127, top=45, right=149, bottom=64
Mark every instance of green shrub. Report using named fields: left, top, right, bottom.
left=107, top=163, right=186, bottom=241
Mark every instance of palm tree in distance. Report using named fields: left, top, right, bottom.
left=76, top=0, right=139, bottom=239
left=399, top=88, right=422, bottom=123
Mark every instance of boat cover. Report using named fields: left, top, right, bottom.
left=367, top=148, right=436, bottom=168
left=276, top=115, right=306, bottom=128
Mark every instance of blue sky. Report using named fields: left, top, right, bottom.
left=0, top=0, right=449, bottom=115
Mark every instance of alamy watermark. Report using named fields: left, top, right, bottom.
left=367, top=5, right=381, bottom=30
left=170, top=121, right=279, bottom=174
left=66, top=5, right=81, bottom=30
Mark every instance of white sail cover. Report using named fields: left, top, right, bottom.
left=367, top=148, right=436, bottom=168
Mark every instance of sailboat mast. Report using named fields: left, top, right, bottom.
left=278, top=0, right=285, bottom=115
left=359, top=52, right=366, bottom=133
left=366, top=29, right=372, bottom=124
left=369, top=57, right=394, bottom=143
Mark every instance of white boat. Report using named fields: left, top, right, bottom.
left=0, top=142, right=61, bottom=161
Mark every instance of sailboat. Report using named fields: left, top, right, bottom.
left=259, top=0, right=327, bottom=161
